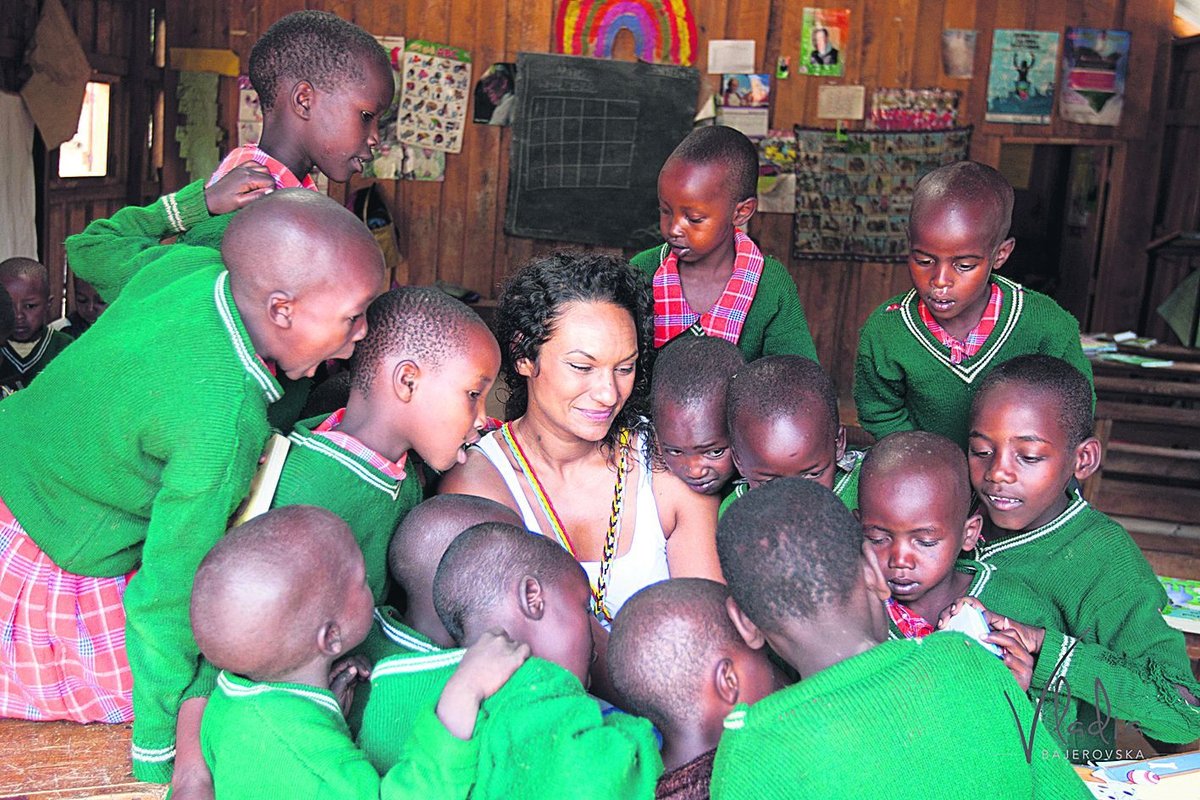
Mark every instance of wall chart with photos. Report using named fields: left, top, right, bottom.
left=792, top=126, right=972, bottom=262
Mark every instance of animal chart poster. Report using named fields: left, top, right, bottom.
left=986, top=29, right=1059, bottom=124
left=1059, top=28, right=1130, bottom=126
left=397, top=40, right=472, bottom=154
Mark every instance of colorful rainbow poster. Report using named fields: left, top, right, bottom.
left=555, top=0, right=697, bottom=66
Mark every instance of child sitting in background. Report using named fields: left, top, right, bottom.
left=711, top=478, right=1089, bottom=798
left=358, top=522, right=663, bottom=798
left=857, top=430, right=1058, bottom=689
left=62, top=276, right=107, bottom=337
left=608, top=578, right=779, bottom=800
left=965, top=354, right=1200, bottom=760
left=273, top=286, right=500, bottom=606
left=193, top=505, right=530, bottom=799
left=721, top=355, right=863, bottom=515
left=0, top=257, right=74, bottom=392
left=855, top=161, right=1092, bottom=450
left=0, top=184, right=383, bottom=789
left=650, top=336, right=745, bottom=497
left=630, top=126, right=816, bottom=362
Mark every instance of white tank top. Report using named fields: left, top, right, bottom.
left=473, top=430, right=670, bottom=622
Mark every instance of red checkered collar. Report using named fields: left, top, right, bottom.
left=916, top=281, right=1002, bottom=365
left=207, top=143, right=318, bottom=191
left=886, top=598, right=935, bottom=639
left=652, top=230, right=764, bottom=348
left=312, top=409, right=408, bottom=480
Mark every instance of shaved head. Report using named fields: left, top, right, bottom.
left=910, top=161, right=1014, bottom=255
left=860, top=431, right=972, bottom=519
left=389, top=494, right=522, bottom=593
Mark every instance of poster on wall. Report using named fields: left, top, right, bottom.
left=1059, top=27, right=1130, bottom=126
left=985, top=29, right=1059, bottom=124
left=941, top=29, right=976, bottom=78
left=799, top=8, right=848, bottom=77
left=717, top=73, right=770, bottom=139
left=869, top=88, right=960, bottom=130
left=757, top=131, right=797, bottom=214
left=396, top=39, right=472, bottom=154
left=792, top=126, right=972, bottom=262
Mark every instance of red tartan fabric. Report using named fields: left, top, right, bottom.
left=0, top=498, right=133, bottom=722
left=886, top=598, right=935, bottom=639
left=206, top=143, right=318, bottom=191
left=312, top=408, right=408, bottom=480
left=651, top=230, right=765, bottom=348
left=916, top=282, right=1003, bottom=365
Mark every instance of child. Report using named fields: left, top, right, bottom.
left=629, top=126, right=817, bottom=362
left=854, top=161, right=1092, bottom=450
left=721, top=355, right=863, bottom=516
left=358, top=522, right=663, bottom=797
left=0, top=185, right=384, bottom=787
left=194, top=10, right=395, bottom=247
left=193, top=505, right=531, bottom=799
left=0, top=257, right=74, bottom=392
left=273, top=286, right=501, bottom=607
left=63, top=275, right=107, bottom=337
left=857, top=430, right=1059, bottom=684
left=711, top=478, right=1090, bottom=798
left=963, top=354, right=1200, bottom=760
left=650, top=336, right=745, bottom=496
left=608, top=578, right=779, bottom=799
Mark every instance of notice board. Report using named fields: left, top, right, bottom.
left=505, top=52, right=699, bottom=248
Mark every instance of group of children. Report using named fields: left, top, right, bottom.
left=0, top=7, right=1197, bottom=800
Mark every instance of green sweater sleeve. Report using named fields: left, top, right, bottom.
left=757, top=258, right=818, bottom=361
left=64, top=181, right=213, bottom=303
left=854, top=304, right=915, bottom=439
left=379, top=706, right=477, bottom=800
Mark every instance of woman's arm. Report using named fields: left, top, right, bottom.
left=438, top=446, right=524, bottom=518
left=655, top=467, right=723, bottom=582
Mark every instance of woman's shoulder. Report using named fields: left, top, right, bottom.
left=437, top=437, right=522, bottom=515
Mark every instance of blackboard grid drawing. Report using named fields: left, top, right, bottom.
left=523, top=96, right=640, bottom=190
left=506, top=52, right=699, bottom=248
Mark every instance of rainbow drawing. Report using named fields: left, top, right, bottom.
left=555, top=0, right=697, bottom=66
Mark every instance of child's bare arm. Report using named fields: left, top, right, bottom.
left=329, top=654, right=372, bottom=717
left=436, top=630, right=530, bottom=740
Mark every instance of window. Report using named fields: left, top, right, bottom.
left=58, top=81, right=111, bottom=178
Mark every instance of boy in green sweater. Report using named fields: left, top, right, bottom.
left=651, top=336, right=745, bottom=497
left=358, top=522, right=663, bottom=797
left=193, top=505, right=530, bottom=800
left=608, top=578, right=779, bottom=800
left=273, top=286, right=501, bottom=606
left=720, top=355, right=864, bottom=516
left=854, top=161, right=1092, bottom=450
left=0, top=182, right=384, bottom=790
left=712, top=477, right=1090, bottom=798
left=630, top=126, right=817, bottom=362
left=959, top=355, right=1200, bottom=761
left=0, top=257, right=74, bottom=392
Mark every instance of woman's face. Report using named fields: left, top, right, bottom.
left=517, top=300, right=639, bottom=442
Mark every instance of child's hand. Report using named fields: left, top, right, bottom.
left=329, top=654, right=372, bottom=717
left=938, top=596, right=1047, bottom=656
left=204, top=163, right=275, bottom=215
left=436, top=630, right=530, bottom=740
left=986, top=628, right=1035, bottom=691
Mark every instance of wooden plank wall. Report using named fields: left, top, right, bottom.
left=12, top=0, right=1174, bottom=399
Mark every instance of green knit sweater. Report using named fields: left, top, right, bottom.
left=710, top=633, right=1090, bottom=799
left=274, top=414, right=423, bottom=604
left=346, top=607, right=442, bottom=737
left=719, top=450, right=864, bottom=517
left=630, top=243, right=818, bottom=362
left=853, top=276, right=1093, bottom=449
left=359, top=653, right=663, bottom=798
left=202, top=671, right=475, bottom=799
left=975, top=492, right=1200, bottom=759
left=0, top=181, right=281, bottom=783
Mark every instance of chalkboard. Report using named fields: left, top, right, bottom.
left=505, top=52, right=700, bottom=248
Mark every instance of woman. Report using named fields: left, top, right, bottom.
left=441, top=252, right=720, bottom=630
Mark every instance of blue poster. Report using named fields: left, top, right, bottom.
left=986, top=29, right=1060, bottom=124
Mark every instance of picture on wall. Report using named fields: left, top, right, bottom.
left=1060, top=27, right=1130, bottom=126
left=799, top=7, right=848, bottom=77
left=985, top=29, right=1060, bottom=124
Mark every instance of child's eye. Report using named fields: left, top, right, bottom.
left=917, top=539, right=940, bottom=548
left=361, top=111, right=375, bottom=122
left=705, top=448, right=727, bottom=458
left=468, top=390, right=482, bottom=400
left=955, top=262, right=979, bottom=271
left=663, top=448, right=683, bottom=457
left=1017, top=454, right=1045, bottom=465
left=686, top=216, right=704, bottom=224
left=864, top=534, right=888, bottom=545
left=968, top=448, right=992, bottom=459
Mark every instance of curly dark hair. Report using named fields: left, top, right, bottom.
left=496, top=251, right=655, bottom=459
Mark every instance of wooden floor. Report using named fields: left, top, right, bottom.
left=0, top=720, right=165, bottom=800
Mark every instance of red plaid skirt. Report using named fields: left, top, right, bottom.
left=0, top=498, right=134, bottom=722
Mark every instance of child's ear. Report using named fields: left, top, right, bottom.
left=725, top=595, right=766, bottom=650
left=860, top=543, right=891, bottom=603
left=960, top=512, right=984, bottom=553
left=834, top=424, right=847, bottom=463
left=290, top=80, right=315, bottom=120
left=519, top=575, right=545, bottom=621
left=714, top=657, right=741, bottom=706
left=317, top=621, right=343, bottom=657
left=267, top=291, right=295, bottom=330
left=732, top=197, right=758, bottom=227
left=391, top=360, right=420, bottom=402
left=991, top=237, right=1016, bottom=272
left=1072, top=436, right=1102, bottom=482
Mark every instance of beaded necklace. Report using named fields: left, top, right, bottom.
left=499, top=421, right=631, bottom=623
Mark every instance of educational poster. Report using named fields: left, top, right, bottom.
left=555, top=0, right=698, bottom=66
left=757, top=132, right=797, bottom=214
left=364, top=36, right=406, bottom=179
left=941, top=29, right=976, bottom=78
left=800, top=8, right=848, bottom=77
left=1060, top=27, right=1130, bottom=126
left=792, top=126, right=972, bottom=262
left=236, top=76, right=262, bottom=147
left=401, top=147, right=447, bottom=181
left=869, top=88, right=960, bottom=130
left=397, top=40, right=472, bottom=154
left=985, top=29, right=1059, bottom=124
left=717, top=74, right=770, bottom=139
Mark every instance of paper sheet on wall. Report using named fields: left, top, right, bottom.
left=175, top=71, right=222, bottom=182
left=816, top=85, right=865, bottom=119
left=707, top=40, right=755, bottom=74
